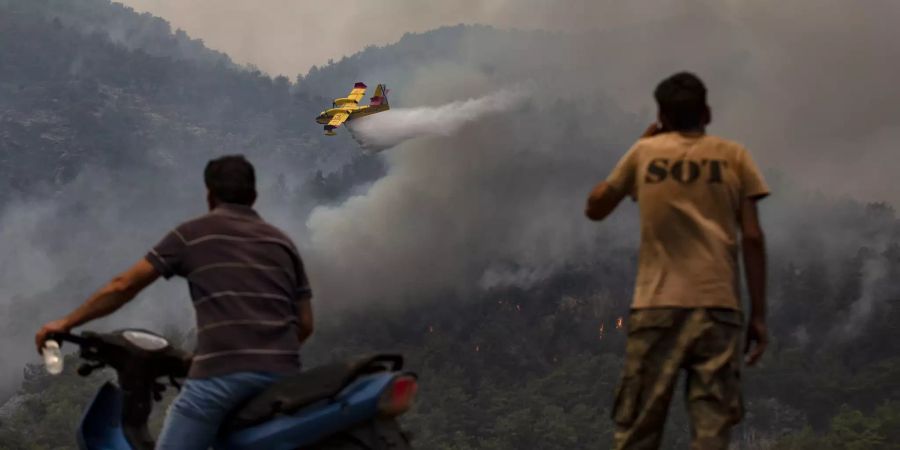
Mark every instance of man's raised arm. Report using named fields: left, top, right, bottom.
left=585, top=123, right=658, bottom=221
left=35, top=258, right=159, bottom=352
left=585, top=182, right=627, bottom=221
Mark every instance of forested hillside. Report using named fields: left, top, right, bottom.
left=0, top=1, right=898, bottom=449
left=0, top=0, right=399, bottom=200
left=0, top=0, right=380, bottom=405
left=1, top=0, right=232, bottom=66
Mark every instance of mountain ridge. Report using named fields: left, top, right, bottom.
left=0, top=2, right=898, bottom=449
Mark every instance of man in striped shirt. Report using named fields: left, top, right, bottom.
left=36, top=155, right=313, bottom=449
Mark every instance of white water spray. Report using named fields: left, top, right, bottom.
left=347, top=87, right=530, bottom=152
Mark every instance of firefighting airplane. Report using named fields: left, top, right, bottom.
left=315, top=82, right=390, bottom=135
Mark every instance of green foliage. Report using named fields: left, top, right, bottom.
left=1, top=1, right=899, bottom=449
left=0, top=355, right=176, bottom=449
left=773, top=402, right=900, bottom=450
left=0, top=357, right=110, bottom=449
left=0, top=0, right=347, bottom=202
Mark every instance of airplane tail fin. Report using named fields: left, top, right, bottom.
left=369, top=84, right=389, bottom=109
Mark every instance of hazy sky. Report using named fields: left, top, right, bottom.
left=113, top=0, right=900, bottom=214
left=2, top=0, right=897, bottom=394
left=118, top=0, right=674, bottom=77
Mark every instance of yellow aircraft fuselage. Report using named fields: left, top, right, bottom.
left=315, top=82, right=390, bottom=135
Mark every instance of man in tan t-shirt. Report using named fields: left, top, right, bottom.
left=585, top=72, right=769, bottom=450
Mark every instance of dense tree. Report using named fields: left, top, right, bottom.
left=0, top=1, right=898, bottom=449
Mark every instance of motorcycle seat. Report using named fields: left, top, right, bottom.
left=224, top=354, right=403, bottom=429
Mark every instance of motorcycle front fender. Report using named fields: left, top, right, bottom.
left=77, top=381, right=133, bottom=450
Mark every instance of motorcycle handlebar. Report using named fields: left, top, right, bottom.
left=47, top=329, right=191, bottom=383
left=46, top=332, right=91, bottom=348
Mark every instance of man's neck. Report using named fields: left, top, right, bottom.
left=212, top=202, right=258, bottom=217
left=673, top=127, right=706, bottom=136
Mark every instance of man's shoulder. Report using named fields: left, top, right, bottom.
left=169, top=211, right=219, bottom=240
left=634, top=134, right=665, bottom=149
left=625, top=134, right=666, bottom=158
left=168, top=210, right=298, bottom=250
left=701, top=134, right=748, bottom=154
left=257, top=222, right=299, bottom=251
left=231, top=214, right=300, bottom=252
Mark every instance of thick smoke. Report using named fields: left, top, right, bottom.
left=0, top=147, right=325, bottom=395
left=118, top=0, right=900, bottom=202
left=305, top=74, right=638, bottom=305
left=347, top=87, right=529, bottom=152
left=840, top=257, right=887, bottom=339
left=303, top=0, right=900, bottom=323
left=3, top=0, right=899, bottom=397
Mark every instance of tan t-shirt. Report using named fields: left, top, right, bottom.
left=606, top=132, right=769, bottom=310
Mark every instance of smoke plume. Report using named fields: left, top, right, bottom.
left=346, top=87, right=530, bottom=152
left=3, top=0, right=899, bottom=397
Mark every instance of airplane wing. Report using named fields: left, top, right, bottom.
left=327, top=112, right=350, bottom=128
left=346, top=82, right=367, bottom=103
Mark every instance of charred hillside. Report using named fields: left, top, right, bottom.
left=0, top=1, right=898, bottom=449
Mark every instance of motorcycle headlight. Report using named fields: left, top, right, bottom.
left=122, top=330, right=169, bottom=351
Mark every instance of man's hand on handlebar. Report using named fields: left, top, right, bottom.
left=35, top=318, right=72, bottom=354
left=34, top=258, right=160, bottom=355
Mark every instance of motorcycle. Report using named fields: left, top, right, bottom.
left=45, top=329, right=417, bottom=450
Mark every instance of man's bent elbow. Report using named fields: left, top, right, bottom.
left=585, top=182, right=625, bottom=222
left=299, top=323, right=314, bottom=341
left=585, top=203, right=608, bottom=221
left=742, top=230, right=766, bottom=247
left=585, top=207, right=602, bottom=221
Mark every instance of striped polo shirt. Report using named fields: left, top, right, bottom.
left=145, top=203, right=311, bottom=378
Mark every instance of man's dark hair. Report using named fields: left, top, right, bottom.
left=654, top=72, right=708, bottom=131
left=204, top=155, right=257, bottom=205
